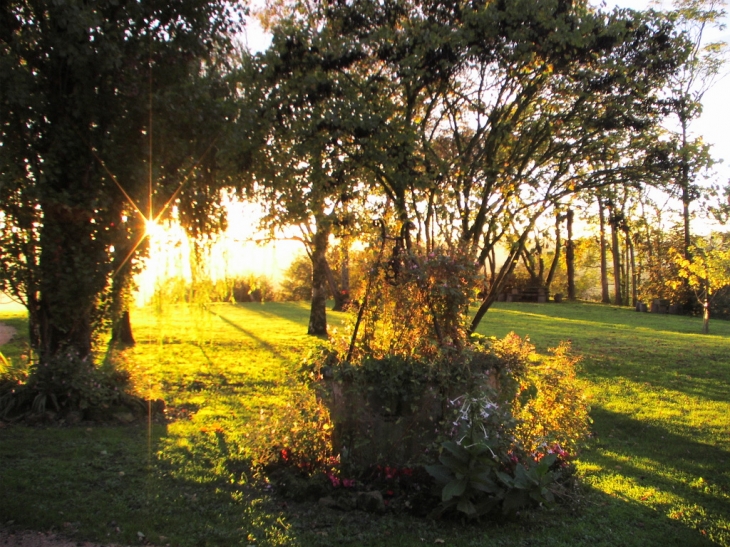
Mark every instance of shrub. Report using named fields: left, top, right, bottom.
left=0, top=347, right=138, bottom=419
left=302, top=329, right=589, bottom=518
left=424, top=334, right=587, bottom=518
left=291, top=243, right=589, bottom=519
left=343, top=247, right=480, bottom=361
left=512, top=340, right=591, bottom=455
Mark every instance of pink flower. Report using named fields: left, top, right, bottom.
left=327, top=473, right=341, bottom=488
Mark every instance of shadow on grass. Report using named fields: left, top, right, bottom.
left=0, top=423, right=299, bottom=547
left=0, top=413, right=724, bottom=547
left=585, top=406, right=730, bottom=544
left=206, top=307, right=289, bottom=361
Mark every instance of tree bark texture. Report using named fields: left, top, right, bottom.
left=610, top=211, right=623, bottom=306
left=566, top=209, right=576, bottom=301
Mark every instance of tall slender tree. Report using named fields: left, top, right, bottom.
left=663, top=0, right=727, bottom=259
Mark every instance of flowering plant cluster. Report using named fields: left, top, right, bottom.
left=421, top=333, right=588, bottom=518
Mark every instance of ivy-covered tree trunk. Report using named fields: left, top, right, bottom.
left=111, top=310, right=136, bottom=347
left=35, top=199, right=109, bottom=362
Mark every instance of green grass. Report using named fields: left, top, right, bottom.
left=1, top=301, right=729, bottom=546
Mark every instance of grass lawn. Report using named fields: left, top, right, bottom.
left=1, top=301, right=729, bottom=546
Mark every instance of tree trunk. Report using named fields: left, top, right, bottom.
left=470, top=226, right=533, bottom=334
left=111, top=310, right=136, bottom=346
left=610, top=212, right=623, bottom=306
left=598, top=196, right=610, bottom=304
left=566, top=209, right=576, bottom=301
left=545, top=212, right=562, bottom=292
left=627, top=231, right=637, bottom=308
left=36, top=201, right=105, bottom=362
left=329, top=242, right=351, bottom=312
left=308, top=217, right=330, bottom=336
left=681, top=118, right=692, bottom=261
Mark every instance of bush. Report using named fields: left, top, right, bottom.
left=0, top=347, right=139, bottom=420
left=285, top=245, right=589, bottom=519
left=300, top=330, right=589, bottom=519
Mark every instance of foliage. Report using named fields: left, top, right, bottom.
left=228, top=275, right=279, bottom=303
left=423, top=334, right=586, bottom=519
left=0, top=0, right=241, bottom=365
left=341, top=247, right=481, bottom=361
left=512, top=340, right=591, bottom=455
left=0, top=348, right=136, bottom=419
left=659, top=0, right=728, bottom=260
left=279, top=254, right=313, bottom=301
left=254, top=389, right=335, bottom=472
left=671, top=235, right=730, bottom=332
left=311, top=318, right=589, bottom=519
left=426, top=427, right=562, bottom=519
left=256, top=0, right=687, bottom=336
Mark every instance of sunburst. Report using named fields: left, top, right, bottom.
left=89, top=126, right=219, bottom=282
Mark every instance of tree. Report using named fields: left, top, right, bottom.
left=662, top=0, right=727, bottom=260
left=673, top=235, right=730, bottom=333
left=0, top=2, right=239, bottom=373
left=255, top=0, right=686, bottom=341
left=244, top=18, right=371, bottom=335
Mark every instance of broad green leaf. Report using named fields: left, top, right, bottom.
left=457, top=498, right=477, bottom=516
left=442, top=478, right=468, bottom=501
left=425, top=464, right=454, bottom=485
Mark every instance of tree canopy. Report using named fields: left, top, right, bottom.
left=249, top=0, right=688, bottom=334
left=0, top=0, right=242, bottom=361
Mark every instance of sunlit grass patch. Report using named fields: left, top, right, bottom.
left=1, top=301, right=729, bottom=546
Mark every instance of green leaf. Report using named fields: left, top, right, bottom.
left=457, top=498, right=477, bottom=516
left=496, top=470, right=515, bottom=487
left=439, top=453, right=469, bottom=476
left=425, top=464, right=454, bottom=485
left=475, top=496, right=501, bottom=516
left=442, top=440, right=470, bottom=463
left=502, top=489, right=530, bottom=514
left=471, top=471, right=501, bottom=494
left=513, top=463, right=538, bottom=489
left=536, top=453, right=557, bottom=474
left=442, top=478, right=468, bottom=501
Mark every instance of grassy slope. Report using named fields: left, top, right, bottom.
left=0, top=301, right=728, bottom=547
